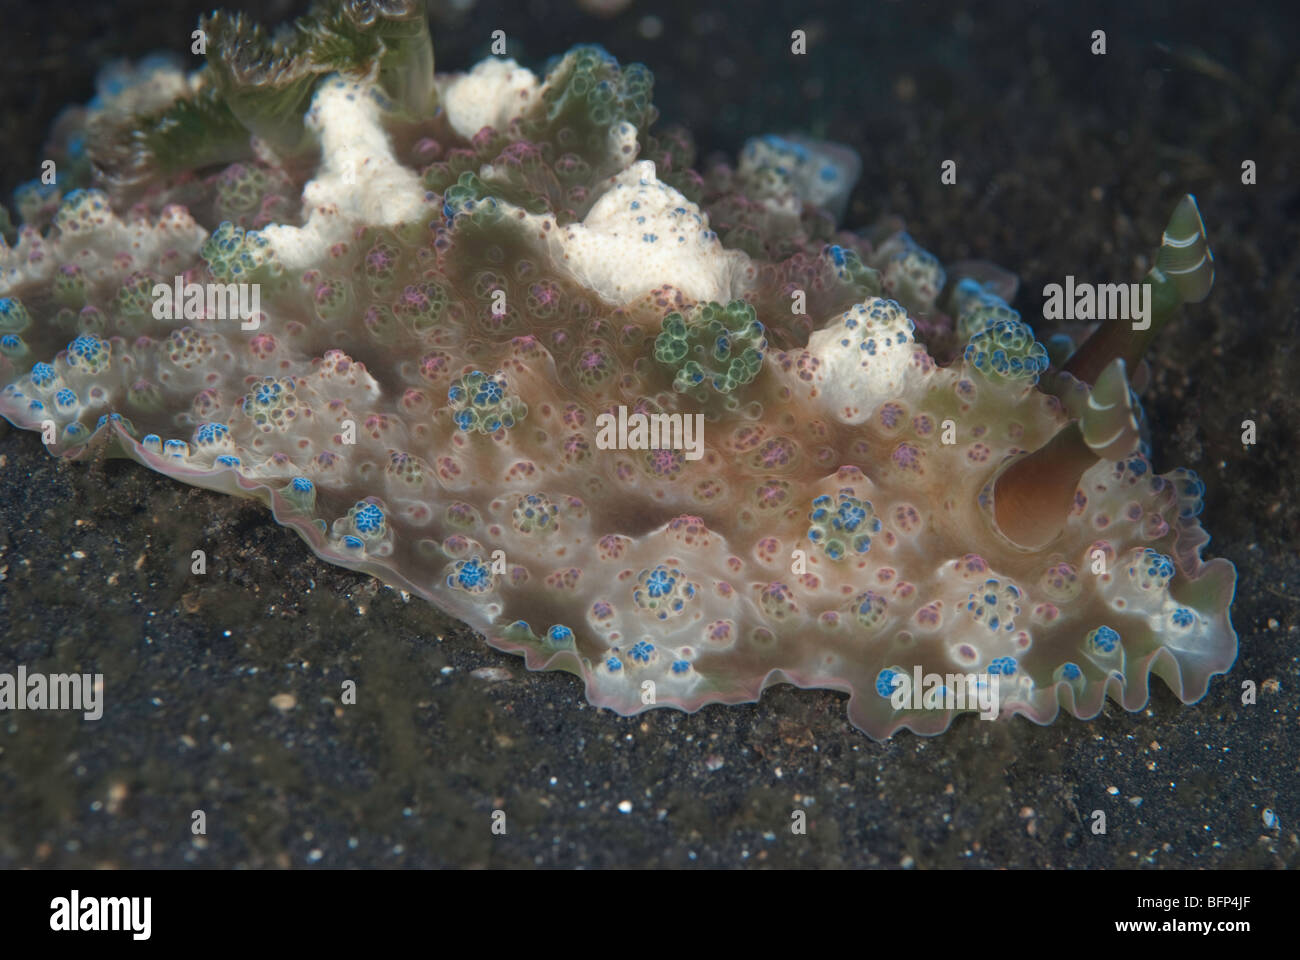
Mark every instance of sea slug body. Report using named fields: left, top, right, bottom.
left=0, top=0, right=1235, bottom=740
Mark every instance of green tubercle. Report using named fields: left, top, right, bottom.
left=0, top=297, right=31, bottom=334
left=201, top=221, right=284, bottom=283
left=653, top=300, right=767, bottom=399
left=526, top=45, right=656, bottom=173
left=963, top=318, right=1049, bottom=385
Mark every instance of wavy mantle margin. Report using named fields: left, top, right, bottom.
left=1, top=413, right=1238, bottom=742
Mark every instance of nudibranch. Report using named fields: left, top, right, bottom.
left=0, top=0, right=1235, bottom=738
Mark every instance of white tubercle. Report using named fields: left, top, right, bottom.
left=261, top=78, right=428, bottom=273
left=437, top=58, right=540, bottom=140
left=807, top=298, right=919, bottom=424
left=544, top=160, right=755, bottom=306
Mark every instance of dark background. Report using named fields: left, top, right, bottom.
left=0, top=0, right=1296, bottom=867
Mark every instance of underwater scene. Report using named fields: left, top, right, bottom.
left=0, top=0, right=1295, bottom=891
